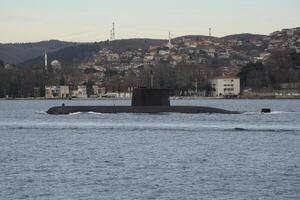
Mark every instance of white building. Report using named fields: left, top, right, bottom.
left=218, top=50, right=230, bottom=59
left=50, top=60, right=62, bottom=71
left=59, top=86, right=70, bottom=99
left=107, top=53, right=120, bottom=62
left=92, top=85, right=100, bottom=96
left=71, top=86, right=87, bottom=98
left=45, top=86, right=70, bottom=99
left=101, top=92, right=132, bottom=98
left=45, top=86, right=59, bottom=99
left=209, top=77, right=240, bottom=97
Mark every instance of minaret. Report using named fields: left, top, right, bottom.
left=44, top=50, right=48, bottom=70
left=167, top=32, right=173, bottom=48
left=209, top=28, right=212, bottom=37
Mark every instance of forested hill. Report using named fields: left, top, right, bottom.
left=18, top=38, right=167, bottom=68
left=0, top=40, right=78, bottom=64
left=221, top=33, right=267, bottom=41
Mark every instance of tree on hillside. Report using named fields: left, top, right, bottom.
left=86, top=80, right=95, bottom=97
left=124, top=69, right=139, bottom=88
left=238, top=62, right=268, bottom=90
left=104, top=74, right=122, bottom=92
left=238, top=50, right=300, bottom=90
left=264, top=50, right=299, bottom=87
left=105, top=69, right=118, bottom=77
left=60, top=64, right=81, bottom=85
left=174, top=64, right=199, bottom=95
left=0, top=60, right=4, bottom=69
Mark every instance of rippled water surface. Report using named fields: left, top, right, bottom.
left=0, top=99, right=300, bottom=199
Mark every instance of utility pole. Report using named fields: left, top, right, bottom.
left=195, top=79, right=198, bottom=95
left=150, top=70, right=154, bottom=88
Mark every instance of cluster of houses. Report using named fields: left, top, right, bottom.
left=268, top=27, right=300, bottom=52
left=45, top=85, right=88, bottom=99
left=44, top=76, right=242, bottom=99
left=43, top=27, right=300, bottom=99
left=89, top=37, right=246, bottom=75
left=80, top=28, right=300, bottom=84
left=76, top=38, right=249, bottom=91
left=252, top=28, right=300, bottom=63
left=45, top=85, right=132, bottom=99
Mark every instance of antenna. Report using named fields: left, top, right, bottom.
left=44, top=50, right=48, bottom=70
left=209, top=28, right=212, bottom=37
left=110, top=22, right=116, bottom=41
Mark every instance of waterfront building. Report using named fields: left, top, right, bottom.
left=45, top=86, right=59, bottom=99
left=209, top=77, right=240, bottom=97
left=59, top=86, right=70, bottom=99
left=45, top=86, right=70, bottom=99
left=71, top=86, right=88, bottom=98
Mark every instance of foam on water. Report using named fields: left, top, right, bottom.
left=69, top=112, right=82, bottom=115
left=243, top=110, right=298, bottom=115
left=35, top=110, right=47, bottom=115
left=67, top=111, right=104, bottom=115
left=87, top=111, right=103, bottom=115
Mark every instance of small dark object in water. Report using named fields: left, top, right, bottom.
left=62, top=103, right=65, bottom=107
left=261, top=108, right=271, bottom=113
left=234, top=128, right=247, bottom=131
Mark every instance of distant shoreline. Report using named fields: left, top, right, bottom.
left=1, top=96, right=300, bottom=100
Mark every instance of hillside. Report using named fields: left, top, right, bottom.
left=221, top=33, right=267, bottom=41
left=0, top=40, right=78, bottom=64
left=1, top=27, right=300, bottom=98
left=19, top=38, right=166, bottom=68
left=4, top=28, right=300, bottom=70
left=2, top=35, right=266, bottom=66
left=174, top=35, right=219, bottom=41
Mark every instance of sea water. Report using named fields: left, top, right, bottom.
left=0, top=99, right=299, bottom=199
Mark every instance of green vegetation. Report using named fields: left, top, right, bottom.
left=238, top=50, right=300, bottom=90
left=0, top=68, right=43, bottom=98
left=0, top=59, right=4, bottom=69
left=86, top=80, right=95, bottom=97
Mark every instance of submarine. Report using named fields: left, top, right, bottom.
left=47, top=87, right=240, bottom=115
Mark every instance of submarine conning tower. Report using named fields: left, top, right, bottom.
left=131, top=88, right=170, bottom=107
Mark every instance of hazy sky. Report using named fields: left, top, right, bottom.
left=1, top=0, right=300, bottom=43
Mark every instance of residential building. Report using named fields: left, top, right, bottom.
left=107, top=53, right=120, bottom=62
left=45, top=86, right=70, bottom=99
left=209, top=77, right=240, bottom=97
left=71, top=86, right=88, bottom=98
left=59, top=86, right=70, bottom=99
left=45, top=86, right=59, bottom=99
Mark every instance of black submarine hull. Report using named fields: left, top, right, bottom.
left=47, top=106, right=240, bottom=115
